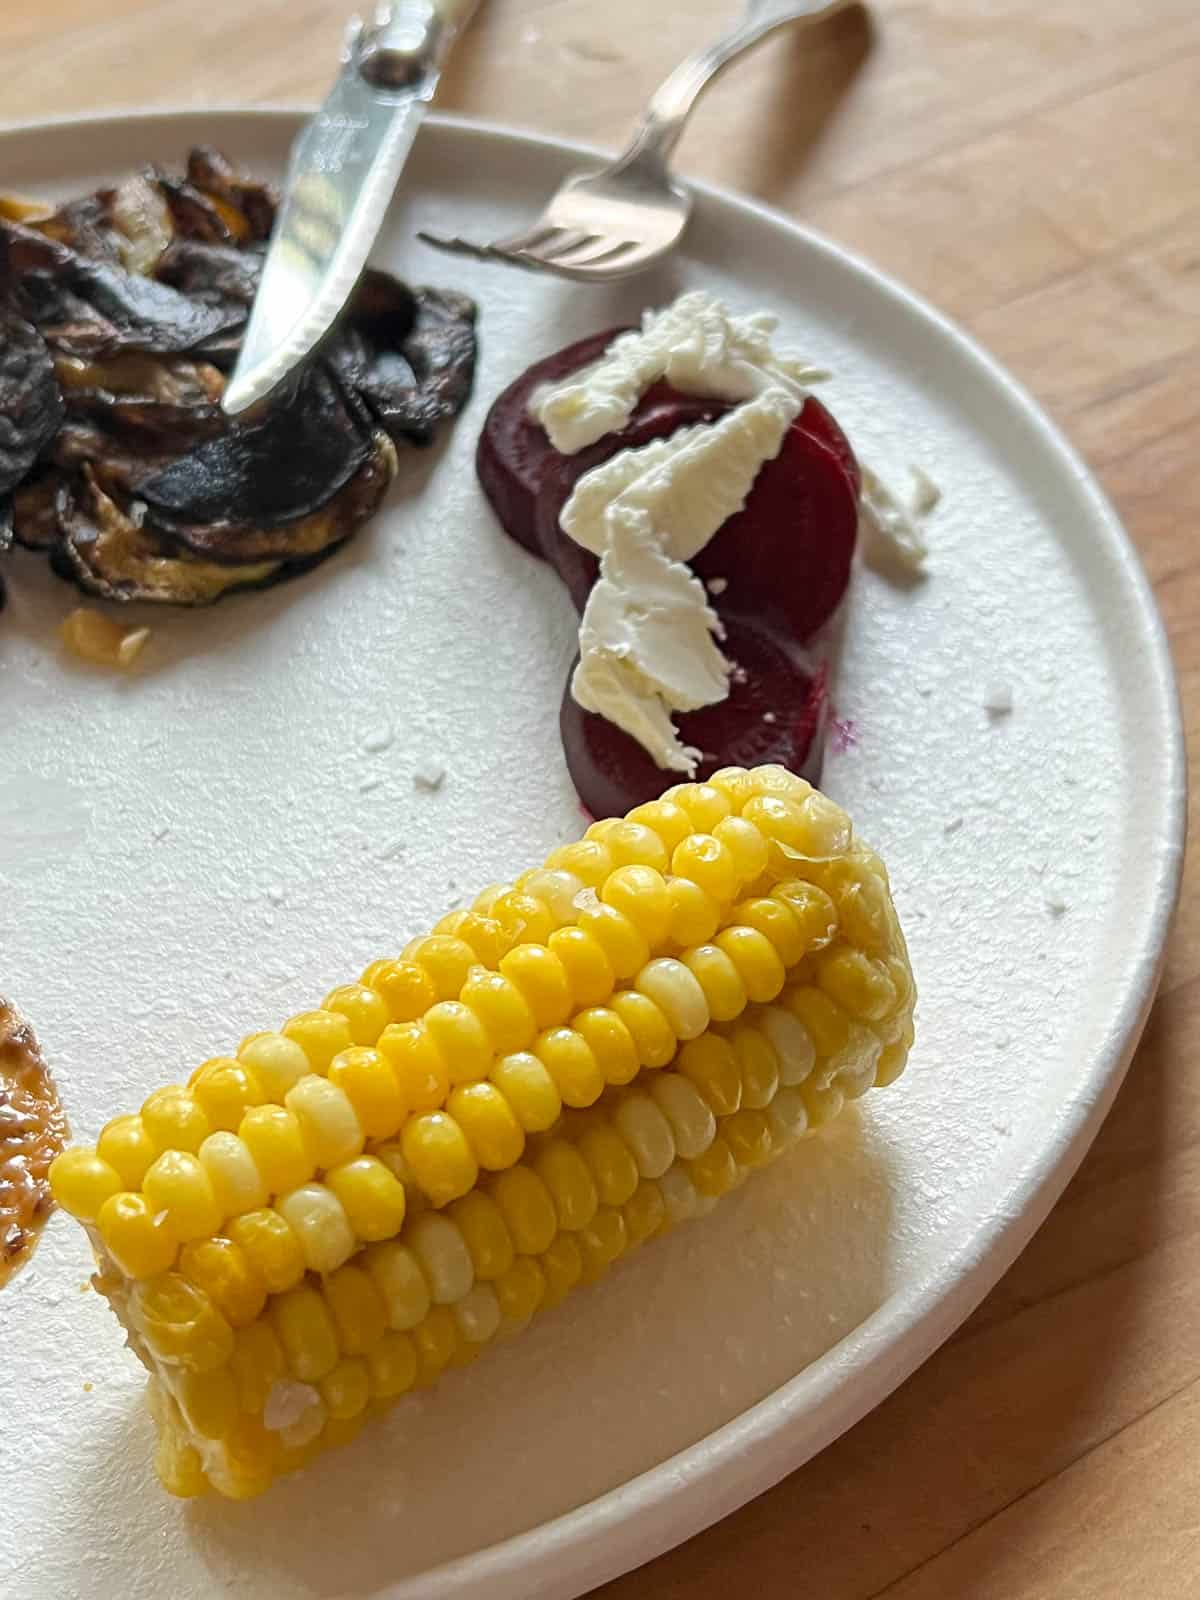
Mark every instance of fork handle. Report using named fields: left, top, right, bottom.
left=616, top=0, right=856, bottom=177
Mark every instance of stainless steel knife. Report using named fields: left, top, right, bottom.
left=222, top=0, right=481, bottom=417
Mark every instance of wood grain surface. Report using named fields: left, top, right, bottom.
left=4, top=1, right=1196, bottom=1594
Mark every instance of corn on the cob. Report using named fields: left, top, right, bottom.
left=51, top=766, right=915, bottom=1499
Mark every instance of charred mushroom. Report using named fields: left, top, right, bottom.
left=0, top=314, right=64, bottom=495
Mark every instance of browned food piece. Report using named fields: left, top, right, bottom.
left=0, top=218, right=239, bottom=357
left=53, top=350, right=225, bottom=449
left=334, top=278, right=478, bottom=447
left=0, top=315, right=64, bottom=495
left=186, top=146, right=277, bottom=240
left=12, top=466, right=66, bottom=548
left=0, top=999, right=66, bottom=1288
left=137, top=365, right=372, bottom=536
left=155, top=238, right=261, bottom=313
left=53, top=467, right=285, bottom=604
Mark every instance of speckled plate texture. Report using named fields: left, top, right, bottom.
left=0, top=110, right=1184, bottom=1600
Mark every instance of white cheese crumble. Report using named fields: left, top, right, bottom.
left=531, top=290, right=824, bottom=455
left=858, top=466, right=934, bottom=573
left=571, top=509, right=731, bottom=774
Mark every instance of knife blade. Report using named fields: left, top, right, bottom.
left=222, top=0, right=480, bottom=417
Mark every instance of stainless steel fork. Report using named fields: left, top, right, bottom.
left=419, top=0, right=855, bottom=281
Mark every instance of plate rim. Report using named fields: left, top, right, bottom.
left=0, top=104, right=1185, bottom=1600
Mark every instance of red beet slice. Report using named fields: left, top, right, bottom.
left=476, top=327, right=626, bottom=555
left=561, top=611, right=828, bottom=820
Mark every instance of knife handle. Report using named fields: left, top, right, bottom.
left=357, top=0, right=481, bottom=89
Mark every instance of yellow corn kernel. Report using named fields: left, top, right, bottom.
left=727, top=1022, right=780, bottom=1110
left=610, top=989, right=678, bottom=1069
left=142, top=1086, right=210, bottom=1155
left=198, top=1131, right=268, bottom=1217
left=712, top=815, right=770, bottom=884
left=579, top=1205, right=627, bottom=1280
left=545, top=926, right=613, bottom=1009
left=285, top=1076, right=364, bottom=1170
left=577, top=1123, right=640, bottom=1206
left=516, top=868, right=584, bottom=926
left=177, top=1366, right=239, bottom=1440
left=744, top=764, right=810, bottom=800
left=401, top=1111, right=478, bottom=1207
left=405, top=937, right=477, bottom=1002
left=817, top=948, right=897, bottom=1023
left=760, top=1006, right=817, bottom=1085
left=649, top=1073, right=717, bottom=1159
left=363, top=959, right=439, bottom=1023
left=603, top=820, right=670, bottom=873
left=434, top=910, right=506, bottom=969
left=671, top=834, right=739, bottom=904
left=612, top=1092, right=676, bottom=1179
left=573, top=1007, right=639, bottom=1087
left=448, top=1082, right=526, bottom=1171
left=499, top=944, right=574, bottom=1029
left=226, top=1209, right=305, bottom=1295
left=772, top=879, right=840, bottom=952
left=321, top=983, right=391, bottom=1046
left=635, top=958, right=710, bottom=1040
left=368, top=1331, right=418, bottom=1398
left=494, top=1256, right=546, bottom=1325
left=460, top=968, right=538, bottom=1054
left=724, top=1109, right=774, bottom=1169
left=273, top=1286, right=339, bottom=1382
left=60, top=606, right=149, bottom=668
left=802, top=1080, right=846, bottom=1127
left=97, top=1190, right=177, bottom=1278
left=535, top=1028, right=605, bottom=1109
left=489, top=890, right=557, bottom=950
left=327, top=1047, right=405, bottom=1142
left=491, top=1165, right=558, bottom=1255
left=447, top=1190, right=514, bottom=1281
left=377, top=1022, right=451, bottom=1112
left=364, top=1240, right=431, bottom=1331
left=731, top=896, right=807, bottom=969
left=133, top=1271, right=235, bottom=1371
left=413, top=1304, right=460, bottom=1384
left=545, top=838, right=614, bottom=888
left=190, top=1059, right=265, bottom=1132
left=538, top=1232, right=583, bottom=1309
left=676, top=1034, right=743, bottom=1116
left=715, top=925, right=787, bottom=1003
left=178, top=1237, right=266, bottom=1328
left=875, top=1039, right=908, bottom=1088
left=327, top=1155, right=407, bottom=1242
left=48, top=1148, right=121, bottom=1221
left=665, top=876, right=722, bottom=948
left=623, top=1179, right=666, bottom=1244
left=423, top=1001, right=492, bottom=1086
left=537, top=1132, right=601, bottom=1228
left=409, top=1211, right=474, bottom=1304
left=277, top=1184, right=356, bottom=1274
left=490, top=1052, right=562, bottom=1132
left=153, top=1428, right=207, bottom=1499
left=682, top=945, right=748, bottom=1023
left=689, top=1135, right=738, bottom=1198
left=786, top=986, right=851, bottom=1057
left=282, top=1009, right=355, bottom=1073
left=600, top=865, right=672, bottom=948
left=214, top=1416, right=282, bottom=1500
left=707, top=765, right=757, bottom=808
left=238, top=1032, right=313, bottom=1102
left=237, top=1105, right=312, bottom=1196
left=664, top=782, right=733, bottom=832
left=324, top=1263, right=388, bottom=1355
left=574, top=901, right=650, bottom=979
left=230, top=1320, right=287, bottom=1414
left=96, top=1114, right=157, bottom=1189
left=143, top=1150, right=222, bottom=1242
left=625, top=799, right=692, bottom=854
left=454, top=1282, right=502, bottom=1344
left=765, top=1085, right=809, bottom=1146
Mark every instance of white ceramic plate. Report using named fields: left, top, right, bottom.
left=0, top=110, right=1183, bottom=1600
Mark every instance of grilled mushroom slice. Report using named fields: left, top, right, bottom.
left=55, top=468, right=284, bottom=604
left=12, top=467, right=66, bottom=549
left=0, top=314, right=64, bottom=495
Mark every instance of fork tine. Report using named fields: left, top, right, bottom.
left=542, top=236, right=635, bottom=269
left=492, top=222, right=567, bottom=256
left=525, top=229, right=598, bottom=263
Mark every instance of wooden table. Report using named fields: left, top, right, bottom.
left=7, top=2, right=1196, bottom=1593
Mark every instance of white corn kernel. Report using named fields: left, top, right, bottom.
left=635, top=958, right=710, bottom=1041
left=408, top=1212, right=474, bottom=1305
left=453, top=1283, right=502, bottom=1344
left=613, top=1093, right=675, bottom=1179
left=277, top=1184, right=356, bottom=1274
left=759, top=1007, right=816, bottom=1086
left=649, top=1075, right=716, bottom=1160
left=199, top=1131, right=267, bottom=1217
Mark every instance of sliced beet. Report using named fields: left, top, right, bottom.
left=476, top=327, right=626, bottom=555
left=689, top=412, right=859, bottom=644
left=561, top=612, right=828, bottom=819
